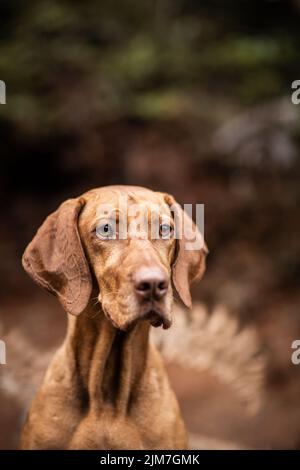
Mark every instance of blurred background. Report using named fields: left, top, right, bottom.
left=1, top=0, right=300, bottom=449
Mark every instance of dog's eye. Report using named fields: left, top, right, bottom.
left=96, top=223, right=116, bottom=240
left=159, top=223, right=173, bottom=239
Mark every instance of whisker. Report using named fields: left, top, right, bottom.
left=101, top=290, right=120, bottom=297
left=90, top=309, right=101, bottom=319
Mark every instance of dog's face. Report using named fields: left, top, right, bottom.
left=22, top=185, right=207, bottom=330
left=79, top=187, right=176, bottom=330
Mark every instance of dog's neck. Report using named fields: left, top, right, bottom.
left=65, top=300, right=151, bottom=415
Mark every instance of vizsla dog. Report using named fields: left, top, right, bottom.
left=21, top=185, right=207, bottom=450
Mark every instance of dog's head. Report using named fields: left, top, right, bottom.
left=22, top=186, right=208, bottom=330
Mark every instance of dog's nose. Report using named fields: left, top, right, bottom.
left=134, top=267, right=169, bottom=301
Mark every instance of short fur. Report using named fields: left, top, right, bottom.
left=20, top=185, right=207, bottom=450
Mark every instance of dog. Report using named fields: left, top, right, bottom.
left=20, top=185, right=207, bottom=449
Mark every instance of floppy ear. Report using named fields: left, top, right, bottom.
left=164, top=194, right=208, bottom=309
left=22, top=198, right=92, bottom=316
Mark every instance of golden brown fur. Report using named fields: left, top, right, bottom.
left=20, top=185, right=207, bottom=450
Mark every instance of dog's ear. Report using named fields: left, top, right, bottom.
left=22, top=198, right=92, bottom=316
left=164, top=194, right=208, bottom=308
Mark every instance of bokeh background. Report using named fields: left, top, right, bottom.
left=1, top=0, right=300, bottom=449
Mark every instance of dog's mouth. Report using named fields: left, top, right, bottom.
left=144, top=308, right=172, bottom=330
left=102, top=300, right=172, bottom=331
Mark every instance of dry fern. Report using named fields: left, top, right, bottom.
left=152, top=302, right=266, bottom=413
left=0, top=327, right=55, bottom=406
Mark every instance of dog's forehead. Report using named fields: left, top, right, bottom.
left=83, top=187, right=170, bottom=220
